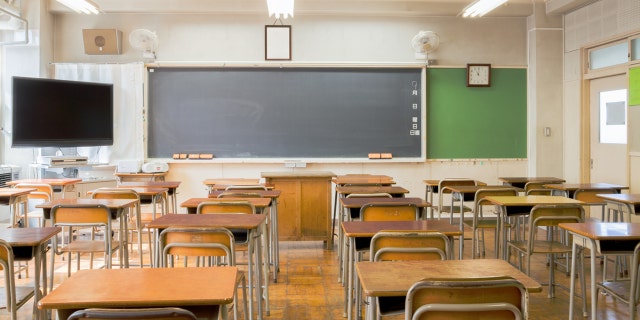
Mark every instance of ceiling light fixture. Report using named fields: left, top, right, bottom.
left=461, top=0, right=508, bottom=18
left=56, top=0, right=101, bottom=14
left=267, top=0, right=294, bottom=20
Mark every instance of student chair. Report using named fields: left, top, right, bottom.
left=596, top=242, right=640, bottom=320
left=506, top=204, right=585, bottom=298
left=13, top=183, right=53, bottom=228
left=367, top=231, right=450, bottom=320
left=405, top=276, right=528, bottom=320
left=435, top=179, right=477, bottom=224
left=0, top=239, right=36, bottom=320
left=66, top=307, right=198, bottom=320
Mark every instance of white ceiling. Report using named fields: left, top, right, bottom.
left=47, top=0, right=545, bottom=17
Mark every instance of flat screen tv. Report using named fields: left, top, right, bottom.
left=11, top=76, right=114, bottom=148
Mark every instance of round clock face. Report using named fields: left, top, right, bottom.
left=467, top=65, right=490, bottom=86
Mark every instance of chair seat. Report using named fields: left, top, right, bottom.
left=61, top=240, right=120, bottom=254
left=463, top=218, right=512, bottom=229
left=509, top=240, right=572, bottom=254
left=0, top=286, right=35, bottom=310
left=438, top=205, right=472, bottom=214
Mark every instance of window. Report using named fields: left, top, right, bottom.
left=589, top=42, right=629, bottom=70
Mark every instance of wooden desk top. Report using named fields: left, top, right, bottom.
left=38, top=267, right=237, bottom=310
left=37, top=198, right=138, bottom=210
left=445, top=185, right=523, bottom=194
left=6, top=178, right=82, bottom=187
left=89, top=187, right=168, bottom=197
left=339, top=197, right=430, bottom=208
left=544, top=183, right=628, bottom=191
left=181, top=197, right=272, bottom=209
left=357, top=259, right=542, bottom=297
left=0, top=187, right=35, bottom=198
left=559, top=222, right=640, bottom=240
left=0, top=227, right=61, bottom=247
left=596, top=193, right=640, bottom=204
left=114, top=172, right=167, bottom=177
left=498, top=177, right=566, bottom=184
left=342, top=220, right=461, bottom=238
left=484, top=195, right=583, bottom=206
left=262, top=171, right=336, bottom=179
left=118, top=181, right=181, bottom=189
left=333, top=175, right=395, bottom=186
left=202, top=178, right=260, bottom=186
left=146, top=213, right=267, bottom=230
left=208, top=190, right=281, bottom=199
left=336, top=186, right=409, bottom=196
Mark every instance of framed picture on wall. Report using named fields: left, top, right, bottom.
left=265, top=25, right=291, bottom=61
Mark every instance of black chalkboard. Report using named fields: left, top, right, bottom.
left=147, top=67, right=423, bottom=159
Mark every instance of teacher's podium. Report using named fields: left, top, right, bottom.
left=262, top=171, right=336, bottom=248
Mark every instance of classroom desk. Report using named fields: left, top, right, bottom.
left=336, top=196, right=429, bottom=287
left=89, top=186, right=168, bottom=220
left=597, top=193, right=640, bottom=222
left=0, top=187, right=34, bottom=227
left=342, top=220, right=460, bottom=320
left=114, top=172, right=167, bottom=182
left=497, top=176, right=565, bottom=189
left=38, top=267, right=238, bottom=320
left=331, top=175, right=397, bottom=253
left=560, top=222, right=640, bottom=319
left=483, top=195, right=584, bottom=259
left=119, top=181, right=181, bottom=214
left=147, top=213, right=268, bottom=320
left=422, top=179, right=486, bottom=220
left=445, top=185, right=522, bottom=259
left=210, top=190, right=281, bottom=282
left=181, top=197, right=272, bottom=214
left=0, top=227, right=60, bottom=319
left=37, top=198, right=138, bottom=278
left=543, top=183, right=628, bottom=198
left=7, top=178, right=82, bottom=199
left=356, top=259, right=542, bottom=320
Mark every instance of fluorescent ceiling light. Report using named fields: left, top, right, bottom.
left=56, top=0, right=101, bottom=14
left=461, top=0, right=508, bottom=18
left=267, top=0, right=294, bottom=20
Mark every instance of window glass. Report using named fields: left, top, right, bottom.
left=590, top=43, right=628, bottom=70
left=599, top=89, right=627, bottom=144
left=631, top=38, right=640, bottom=61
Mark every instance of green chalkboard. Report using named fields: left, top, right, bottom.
left=426, top=67, right=527, bottom=159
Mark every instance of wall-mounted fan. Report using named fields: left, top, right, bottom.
left=411, top=31, right=439, bottom=63
left=129, top=28, right=158, bottom=60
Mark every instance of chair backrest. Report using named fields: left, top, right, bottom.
left=526, top=204, right=584, bottom=246
left=51, top=204, right=112, bottom=226
left=475, top=188, right=519, bottom=209
left=405, top=276, right=527, bottom=320
left=14, top=183, right=53, bottom=209
left=523, top=181, right=559, bottom=194
left=370, top=231, right=449, bottom=261
left=91, top=188, right=140, bottom=200
left=196, top=201, right=255, bottom=214
left=225, top=185, right=268, bottom=191
left=217, top=192, right=264, bottom=198
left=360, top=202, right=419, bottom=221
left=438, top=179, right=476, bottom=195
left=573, top=188, right=618, bottom=205
left=66, top=307, right=198, bottom=320
left=159, top=227, right=235, bottom=267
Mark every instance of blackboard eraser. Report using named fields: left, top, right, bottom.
left=179, top=154, right=188, bottom=159
left=172, top=153, right=180, bottom=159
left=199, top=154, right=214, bottom=159
left=381, top=153, right=393, bottom=159
left=368, top=153, right=381, bottom=159
left=188, top=154, right=201, bottom=159
left=173, top=153, right=188, bottom=160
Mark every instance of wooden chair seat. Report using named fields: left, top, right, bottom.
left=60, top=240, right=120, bottom=254
left=508, top=240, right=573, bottom=255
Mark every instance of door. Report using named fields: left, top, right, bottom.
left=589, top=75, right=628, bottom=185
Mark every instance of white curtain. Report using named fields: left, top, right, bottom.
left=52, top=63, right=145, bottom=164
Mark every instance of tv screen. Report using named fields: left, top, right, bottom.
left=11, top=76, right=114, bottom=148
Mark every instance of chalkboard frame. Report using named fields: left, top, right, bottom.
left=144, top=64, right=427, bottom=162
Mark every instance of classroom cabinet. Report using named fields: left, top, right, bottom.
left=262, top=171, right=335, bottom=248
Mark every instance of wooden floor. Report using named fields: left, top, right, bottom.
left=0, top=224, right=636, bottom=319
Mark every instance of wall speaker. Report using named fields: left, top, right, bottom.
left=82, top=29, right=122, bottom=55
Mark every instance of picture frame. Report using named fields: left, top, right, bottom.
left=265, top=25, right=291, bottom=61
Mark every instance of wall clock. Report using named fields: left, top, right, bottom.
left=466, top=63, right=491, bottom=87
